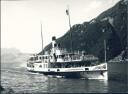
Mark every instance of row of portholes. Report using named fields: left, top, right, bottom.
left=27, top=63, right=34, bottom=68
left=39, top=64, right=48, bottom=68
left=39, top=56, right=49, bottom=60
left=48, top=69, right=60, bottom=72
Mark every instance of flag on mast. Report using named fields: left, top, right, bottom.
left=66, top=9, right=69, bottom=15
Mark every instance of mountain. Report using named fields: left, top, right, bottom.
left=1, top=48, right=30, bottom=63
left=40, top=0, right=128, bottom=62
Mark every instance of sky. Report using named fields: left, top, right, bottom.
left=1, top=0, right=120, bottom=53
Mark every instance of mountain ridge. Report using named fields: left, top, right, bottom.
left=40, top=0, right=127, bottom=62
left=1, top=48, right=30, bottom=63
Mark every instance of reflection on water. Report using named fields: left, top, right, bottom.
left=47, top=78, right=109, bottom=93
left=1, top=62, right=127, bottom=93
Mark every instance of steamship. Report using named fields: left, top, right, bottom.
left=26, top=36, right=108, bottom=80
left=26, top=8, right=108, bottom=80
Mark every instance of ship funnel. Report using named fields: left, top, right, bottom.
left=52, top=36, right=56, bottom=41
left=52, top=36, right=57, bottom=53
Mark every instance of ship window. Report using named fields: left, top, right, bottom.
left=54, top=44, right=57, bottom=47
left=62, top=55, right=65, bottom=58
left=30, top=57, right=32, bottom=61
left=39, top=57, right=41, bottom=60
left=85, top=68, right=89, bottom=71
left=57, top=69, right=60, bottom=72
left=27, top=63, right=29, bottom=67
left=48, top=69, right=50, bottom=71
left=35, top=57, right=38, bottom=60
left=30, top=57, right=33, bottom=61
left=33, top=57, right=35, bottom=60
left=39, top=65, right=42, bottom=68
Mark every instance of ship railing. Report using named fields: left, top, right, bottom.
left=54, top=55, right=98, bottom=62
left=81, top=57, right=98, bottom=61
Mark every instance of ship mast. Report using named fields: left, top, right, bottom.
left=103, top=29, right=107, bottom=63
left=41, top=22, right=43, bottom=52
left=126, top=5, right=128, bottom=60
left=66, top=5, right=73, bottom=52
left=104, top=40, right=107, bottom=63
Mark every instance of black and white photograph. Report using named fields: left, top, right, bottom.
left=1, top=0, right=128, bottom=93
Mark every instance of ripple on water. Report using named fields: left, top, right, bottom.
left=1, top=62, right=127, bottom=93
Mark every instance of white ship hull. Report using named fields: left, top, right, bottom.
left=27, top=63, right=108, bottom=80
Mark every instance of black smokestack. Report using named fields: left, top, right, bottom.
left=52, top=36, right=56, bottom=41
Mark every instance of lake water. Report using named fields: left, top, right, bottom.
left=1, top=62, right=128, bottom=93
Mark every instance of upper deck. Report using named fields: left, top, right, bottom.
left=28, top=51, right=98, bottom=64
left=28, top=36, right=98, bottom=64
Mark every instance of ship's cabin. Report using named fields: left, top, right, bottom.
left=28, top=54, right=50, bottom=63
left=27, top=36, right=99, bottom=69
